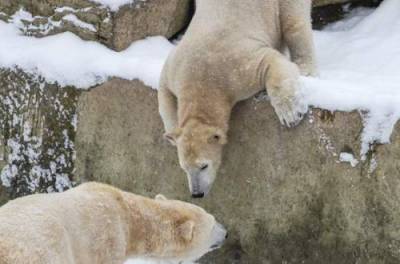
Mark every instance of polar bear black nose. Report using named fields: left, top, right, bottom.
left=192, top=192, right=205, bottom=198
left=200, top=164, right=208, bottom=171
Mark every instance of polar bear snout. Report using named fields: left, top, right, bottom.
left=210, top=222, right=228, bottom=249
left=185, top=162, right=216, bottom=198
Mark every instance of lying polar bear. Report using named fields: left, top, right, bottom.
left=0, top=183, right=227, bottom=264
left=159, top=0, right=317, bottom=198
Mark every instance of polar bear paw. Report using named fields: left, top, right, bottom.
left=269, top=80, right=308, bottom=127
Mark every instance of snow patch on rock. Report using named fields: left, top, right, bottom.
left=62, top=14, right=96, bottom=32
left=89, top=0, right=146, bottom=11
left=339, top=152, right=359, bottom=167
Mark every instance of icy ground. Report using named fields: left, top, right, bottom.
left=1, top=0, right=399, bottom=160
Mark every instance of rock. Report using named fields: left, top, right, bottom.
left=75, top=79, right=400, bottom=263
left=0, top=0, right=192, bottom=51
left=0, top=68, right=79, bottom=198
left=0, top=186, right=7, bottom=206
left=112, top=0, right=192, bottom=51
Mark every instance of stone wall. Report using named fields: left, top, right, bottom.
left=75, top=79, right=400, bottom=264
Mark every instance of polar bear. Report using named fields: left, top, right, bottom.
left=158, top=0, right=317, bottom=198
left=0, top=183, right=227, bottom=264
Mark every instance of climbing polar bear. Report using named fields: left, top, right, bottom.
left=0, top=183, right=227, bottom=264
left=159, top=0, right=317, bottom=198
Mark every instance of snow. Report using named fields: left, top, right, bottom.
left=302, top=0, right=400, bottom=157
left=89, top=0, right=146, bottom=11
left=339, top=152, right=359, bottom=167
left=55, top=6, right=92, bottom=13
left=0, top=10, right=173, bottom=89
left=62, top=14, right=96, bottom=32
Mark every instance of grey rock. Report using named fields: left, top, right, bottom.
left=0, top=0, right=191, bottom=51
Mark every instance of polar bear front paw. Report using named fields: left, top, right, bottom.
left=269, top=81, right=308, bottom=128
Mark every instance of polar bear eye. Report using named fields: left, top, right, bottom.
left=208, top=134, right=222, bottom=144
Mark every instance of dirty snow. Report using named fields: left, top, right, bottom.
left=89, top=0, right=146, bottom=11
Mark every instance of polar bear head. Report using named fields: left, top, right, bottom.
left=165, top=119, right=227, bottom=198
left=148, top=194, right=227, bottom=262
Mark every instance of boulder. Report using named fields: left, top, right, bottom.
left=0, top=0, right=192, bottom=51
left=75, top=79, right=400, bottom=264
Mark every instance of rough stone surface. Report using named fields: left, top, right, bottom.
left=112, top=0, right=192, bottom=51
left=0, top=68, right=79, bottom=198
left=0, top=0, right=192, bottom=51
left=75, top=79, right=400, bottom=264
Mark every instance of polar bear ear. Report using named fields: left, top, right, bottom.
left=163, top=129, right=181, bottom=146
left=155, top=194, right=167, bottom=200
left=178, top=220, right=195, bottom=241
left=208, top=129, right=227, bottom=145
